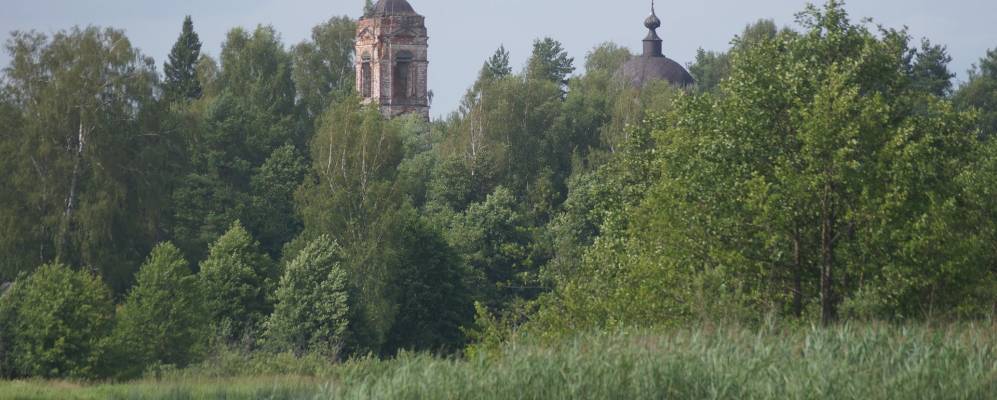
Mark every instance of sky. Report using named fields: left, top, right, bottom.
left=1, top=0, right=995, bottom=118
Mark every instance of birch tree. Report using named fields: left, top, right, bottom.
left=1, top=27, right=162, bottom=291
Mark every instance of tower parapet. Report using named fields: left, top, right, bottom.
left=355, top=0, right=430, bottom=119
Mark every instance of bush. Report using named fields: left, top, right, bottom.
left=265, top=235, right=349, bottom=355
left=1, top=263, right=114, bottom=379
left=109, top=242, right=207, bottom=378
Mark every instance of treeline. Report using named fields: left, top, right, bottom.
left=0, top=0, right=995, bottom=380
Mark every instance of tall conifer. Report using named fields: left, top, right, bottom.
left=164, top=16, right=203, bottom=101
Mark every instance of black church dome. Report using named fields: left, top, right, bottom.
left=618, top=2, right=695, bottom=88
left=620, top=56, right=695, bottom=88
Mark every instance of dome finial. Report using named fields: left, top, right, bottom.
left=644, top=1, right=661, bottom=31
left=642, top=0, right=663, bottom=57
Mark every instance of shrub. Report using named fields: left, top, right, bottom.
left=265, top=235, right=349, bottom=356
left=2, top=263, right=114, bottom=379
left=199, top=221, right=276, bottom=342
left=109, top=243, right=207, bottom=378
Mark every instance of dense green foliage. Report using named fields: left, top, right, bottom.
left=292, top=17, right=357, bottom=122
left=265, top=235, right=349, bottom=356
left=199, top=222, right=276, bottom=342
left=107, top=243, right=205, bottom=379
left=531, top=1, right=997, bottom=336
left=0, top=0, right=994, bottom=383
left=0, top=27, right=163, bottom=292
left=527, top=37, right=576, bottom=87
left=0, top=263, right=113, bottom=379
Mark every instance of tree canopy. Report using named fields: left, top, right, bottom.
left=0, top=1, right=994, bottom=381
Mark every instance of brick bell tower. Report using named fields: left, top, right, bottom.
left=355, top=0, right=430, bottom=119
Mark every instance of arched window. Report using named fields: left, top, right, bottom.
left=394, top=51, right=413, bottom=100
left=361, top=53, right=372, bottom=98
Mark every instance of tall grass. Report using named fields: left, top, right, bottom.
left=2, top=323, right=994, bottom=399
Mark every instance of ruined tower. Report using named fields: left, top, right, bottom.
left=355, top=0, right=429, bottom=119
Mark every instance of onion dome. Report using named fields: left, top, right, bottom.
left=644, top=13, right=661, bottom=30
left=618, top=1, right=695, bottom=88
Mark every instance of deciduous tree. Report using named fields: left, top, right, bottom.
left=1, top=263, right=113, bottom=379
left=109, top=243, right=205, bottom=378
left=266, top=235, right=349, bottom=356
left=199, top=221, right=276, bottom=341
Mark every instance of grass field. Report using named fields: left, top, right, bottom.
left=2, top=322, right=995, bottom=399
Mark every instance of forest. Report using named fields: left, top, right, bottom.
left=0, top=1, right=995, bottom=397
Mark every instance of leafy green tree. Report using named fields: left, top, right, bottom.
left=450, top=187, right=534, bottom=309
left=2, top=263, right=113, bottom=379
left=296, top=97, right=403, bottom=245
left=108, top=243, right=205, bottom=378
left=688, top=19, right=778, bottom=92
left=0, top=90, right=31, bottom=282
left=1, top=27, right=164, bottom=292
left=530, top=123, right=663, bottom=334
left=171, top=25, right=301, bottom=261
left=199, top=221, right=276, bottom=341
left=383, top=209, right=473, bottom=354
left=450, top=75, right=564, bottom=198
left=527, top=37, right=575, bottom=86
left=689, top=49, right=730, bottom=93
left=266, top=235, right=348, bottom=356
left=171, top=170, right=249, bottom=263
left=291, top=16, right=357, bottom=122
left=212, top=25, right=299, bottom=160
left=295, top=97, right=404, bottom=352
left=196, top=54, right=220, bottom=97
left=662, top=2, right=977, bottom=323
left=954, top=48, right=997, bottom=139
left=249, top=145, right=307, bottom=257
left=164, top=16, right=203, bottom=102
left=541, top=123, right=657, bottom=286
left=547, top=42, right=632, bottom=179
left=536, top=1, right=987, bottom=330
left=583, top=42, right=631, bottom=74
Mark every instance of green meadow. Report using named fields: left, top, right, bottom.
left=3, top=323, right=994, bottom=400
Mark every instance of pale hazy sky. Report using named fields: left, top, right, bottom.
left=1, top=0, right=995, bottom=117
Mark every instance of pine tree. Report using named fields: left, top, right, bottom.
left=911, top=39, right=954, bottom=97
left=526, top=37, right=575, bottom=86
left=481, top=45, right=512, bottom=81
left=164, top=16, right=203, bottom=101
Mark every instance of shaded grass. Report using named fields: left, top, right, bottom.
left=2, top=322, right=995, bottom=399
left=0, top=376, right=326, bottom=400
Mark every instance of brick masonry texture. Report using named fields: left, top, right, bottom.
left=355, top=12, right=430, bottom=119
